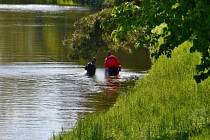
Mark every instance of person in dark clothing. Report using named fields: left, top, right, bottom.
left=104, top=51, right=121, bottom=76
left=85, top=57, right=96, bottom=76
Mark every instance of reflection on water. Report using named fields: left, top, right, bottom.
left=86, top=69, right=144, bottom=109
left=0, top=5, right=90, bottom=63
left=0, top=63, right=144, bottom=140
left=0, top=4, right=89, bottom=13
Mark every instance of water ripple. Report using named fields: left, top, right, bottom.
left=0, top=62, right=144, bottom=140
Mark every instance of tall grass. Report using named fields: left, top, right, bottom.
left=55, top=41, right=210, bottom=140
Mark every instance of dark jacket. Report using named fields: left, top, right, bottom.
left=85, top=62, right=96, bottom=76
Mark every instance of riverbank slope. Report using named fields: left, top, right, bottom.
left=54, top=41, right=210, bottom=139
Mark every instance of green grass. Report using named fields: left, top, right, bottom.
left=54, top=40, right=210, bottom=140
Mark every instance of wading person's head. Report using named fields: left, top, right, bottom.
left=92, top=57, right=96, bottom=64
left=107, top=51, right=112, bottom=57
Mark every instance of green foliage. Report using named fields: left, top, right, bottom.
left=101, top=2, right=144, bottom=51
left=104, top=1, right=210, bottom=82
left=110, top=3, right=140, bottom=41
left=56, top=0, right=75, bottom=5
left=103, top=0, right=141, bottom=7
left=69, top=6, right=144, bottom=60
left=70, top=8, right=112, bottom=60
left=54, top=41, right=210, bottom=140
left=72, top=0, right=104, bottom=7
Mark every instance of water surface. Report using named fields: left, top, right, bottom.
left=0, top=4, right=89, bottom=12
left=0, top=4, right=89, bottom=63
left=0, top=62, right=143, bottom=140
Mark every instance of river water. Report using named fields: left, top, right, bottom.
left=0, top=4, right=148, bottom=140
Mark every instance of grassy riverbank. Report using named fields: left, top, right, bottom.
left=54, top=41, right=210, bottom=139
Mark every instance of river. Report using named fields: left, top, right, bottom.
left=0, top=4, right=149, bottom=140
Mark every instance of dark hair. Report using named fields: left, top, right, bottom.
left=107, top=51, right=112, bottom=56
left=92, top=57, right=96, bottom=63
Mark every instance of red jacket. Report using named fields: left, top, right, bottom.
left=104, top=55, right=121, bottom=68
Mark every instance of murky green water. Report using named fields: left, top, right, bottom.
left=0, top=4, right=149, bottom=140
left=0, top=4, right=90, bottom=63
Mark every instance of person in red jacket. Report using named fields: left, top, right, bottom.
left=104, top=51, right=121, bottom=76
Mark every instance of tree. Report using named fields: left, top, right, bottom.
left=103, top=0, right=210, bottom=82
